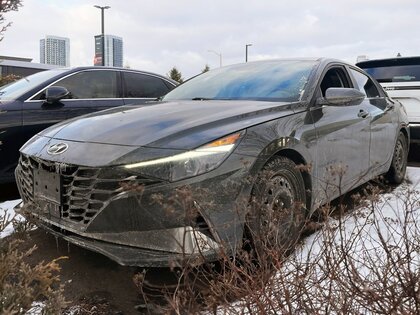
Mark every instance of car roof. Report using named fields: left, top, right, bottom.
left=52, top=66, right=177, bottom=85
left=356, top=56, right=420, bottom=68
left=224, top=57, right=353, bottom=68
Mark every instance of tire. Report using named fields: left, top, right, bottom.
left=386, top=132, right=408, bottom=185
left=245, top=156, right=307, bottom=259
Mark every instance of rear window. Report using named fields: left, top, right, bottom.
left=357, top=58, right=420, bottom=83
left=362, top=65, right=420, bottom=83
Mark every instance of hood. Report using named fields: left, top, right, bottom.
left=39, top=100, right=298, bottom=149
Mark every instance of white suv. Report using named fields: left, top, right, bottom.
left=357, top=57, right=420, bottom=144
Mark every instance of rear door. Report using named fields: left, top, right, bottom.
left=349, top=67, right=397, bottom=174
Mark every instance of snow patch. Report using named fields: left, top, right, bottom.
left=0, top=199, right=23, bottom=238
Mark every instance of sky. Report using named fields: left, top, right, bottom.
left=1, top=0, right=420, bottom=79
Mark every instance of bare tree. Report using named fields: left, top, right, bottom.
left=0, top=0, right=22, bottom=41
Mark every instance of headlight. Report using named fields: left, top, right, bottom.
left=124, top=131, right=244, bottom=182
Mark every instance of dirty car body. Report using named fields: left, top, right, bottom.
left=15, top=59, right=409, bottom=267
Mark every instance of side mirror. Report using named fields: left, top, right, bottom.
left=317, top=88, right=365, bottom=106
left=45, top=86, right=70, bottom=104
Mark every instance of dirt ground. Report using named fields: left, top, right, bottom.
left=19, top=229, right=145, bottom=314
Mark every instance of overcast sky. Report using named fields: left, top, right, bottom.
left=1, top=0, right=419, bottom=79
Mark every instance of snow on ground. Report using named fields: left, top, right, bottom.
left=0, top=199, right=22, bottom=238
left=228, top=167, right=420, bottom=313
left=291, top=166, right=420, bottom=276
left=298, top=166, right=420, bottom=258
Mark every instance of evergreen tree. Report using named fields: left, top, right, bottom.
left=201, top=64, right=210, bottom=73
left=168, top=67, right=184, bottom=83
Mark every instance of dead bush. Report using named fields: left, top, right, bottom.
left=133, top=174, right=420, bottom=314
left=0, top=74, right=20, bottom=86
left=0, top=206, right=67, bottom=314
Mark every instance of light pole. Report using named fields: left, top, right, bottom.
left=94, top=5, right=110, bottom=66
left=245, top=44, right=252, bottom=62
left=208, top=50, right=222, bottom=67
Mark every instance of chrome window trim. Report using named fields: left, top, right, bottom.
left=24, top=69, right=173, bottom=102
left=25, top=97, right=156, bottom=103
left=122, top=97, right=155, bottom=100
left=25, top=98, right=123, bottom=103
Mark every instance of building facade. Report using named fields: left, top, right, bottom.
left=0, top=57, right=57, bottom=79
left=40, top=35, right=70, bottom=67
left=94, top=35, right=123, bottom=67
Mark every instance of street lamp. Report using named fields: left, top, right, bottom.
left=208, top=50, right=222, bottom=67
left=245, top=44, right=252, bottom=62
left=94, top=5, right=110, bottom=66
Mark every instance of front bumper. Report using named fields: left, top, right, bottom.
left=15, top=201, right=222, bottom=267
left=15, top=153, right=255, bottom=267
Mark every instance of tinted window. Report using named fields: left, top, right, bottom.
left=45, top=70, right=118, bottom=99
left=362, top=65, right=420, bottom=83
left=320, top=68, right=351, bottom=97
left=123, top=72, right=170, bottom=98
left=350, top=69, right=380, bottom=98
left=164, top=60, right=317, bottom=102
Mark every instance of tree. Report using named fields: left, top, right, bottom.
left=0, top=0, right=22, bottom=41
left=0, top=74, right=19, bottom=86
left=168, top=66, right=183, bottom=83
left=201, top=64, right=210, bottom=73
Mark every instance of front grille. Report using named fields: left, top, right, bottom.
left=16, top=155, right=35, bottom=204
left=16, top=155, right=161, bottom=225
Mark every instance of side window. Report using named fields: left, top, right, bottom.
left=350, top=69, right=380, bottom=98
left=320, top=67, right=351, bottom=97
left=34, top=71, right=118, bottom=100
left=123, top=72, right=170, bottom=98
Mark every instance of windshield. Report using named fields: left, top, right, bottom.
left=0, top=69, right=68, bottom=100
left=163, top=60, right=318, bottom=102
left=363, top=65, right=420, bottom=83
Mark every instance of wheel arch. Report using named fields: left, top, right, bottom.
left=400, top=126, right=409, bottom=145
left=269, top=148, right=312, bottom=212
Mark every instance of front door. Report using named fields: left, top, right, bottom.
left=311, top=66, right=371, bottom=206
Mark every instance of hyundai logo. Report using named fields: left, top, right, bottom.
left=47, top=143, right=69, bottom=155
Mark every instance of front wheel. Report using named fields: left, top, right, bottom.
left=386, top=132, right=408, bottom=184
left=245, top=156, right=307, bottom=259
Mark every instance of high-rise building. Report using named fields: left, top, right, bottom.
left=94, top=35, right=123, bottom=67
left=40, top=35, right=70, bottom=67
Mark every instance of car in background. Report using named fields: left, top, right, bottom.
left=0, top=67, right=177, bottom=184
left=357, top=56, right=420, bottom=144
left=15, top=58, right=409, bottom=267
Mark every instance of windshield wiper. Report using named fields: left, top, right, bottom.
left=191, top=97, right=213, bottom=101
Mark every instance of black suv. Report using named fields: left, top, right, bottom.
left=0, top=67, right=177, bottom=184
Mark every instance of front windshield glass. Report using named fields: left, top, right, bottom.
left=163, top=60, right=318, bottom=102
left=0, top=69, right=68, bottom=100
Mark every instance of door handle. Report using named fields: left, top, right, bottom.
left=358, top=109, right=369, bottom=118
